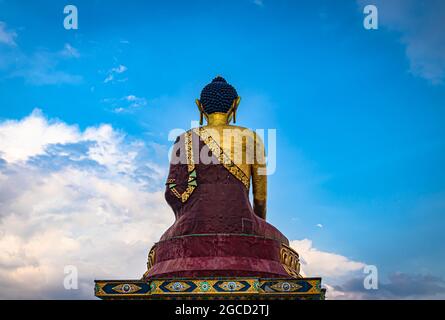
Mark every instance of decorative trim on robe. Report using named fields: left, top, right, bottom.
left=193, top=127, right=250, bottom=190
left=167, top=130, right=197, bottom=203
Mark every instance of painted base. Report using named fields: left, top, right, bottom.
left=94, top=277, right=325, bottom=300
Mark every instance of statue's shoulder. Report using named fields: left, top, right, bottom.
left=187, top=125, right=252, bottom=133
left=223, top=125, right=257, bottom=135
left=228, top=124, right=250, bottom=131
left=187, top=126, right=262, bottom=144
left=228, top=125, right=264, bottom=142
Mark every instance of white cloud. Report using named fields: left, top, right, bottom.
left=123, top=95, right=147, bottom=109
left=0, top=111, right=172, bottom=298
left=290, top=239, right=367, bottom=299
left=330, top=273, right=445, bottom=300
left=0, top=109, right=80, bottom=163
left=288, top=240, right=443, bottom=299
left=0, top=21, right=82, bottom=86
left=60, top=43, right=80, bottom=58
left=104, top=64, right=128, bottom=84
left=291, top=239, right=366, bottom=278
left=0, top=21, right=17, bottom=46
left=0, top=21, right=81, bottom=85
left=253, top=0, right=264, bottom=7
left=102, top=95, right=148, bottom=114
left=358, top=0, right=445, bottom=84
left=0, top=109, right=152, bottom=175
left=6, top=43, right=83, bottom=85
left=0, top=109, right=166, bottom=181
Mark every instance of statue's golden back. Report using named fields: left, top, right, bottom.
left=195, top=77, right=267, bottom=219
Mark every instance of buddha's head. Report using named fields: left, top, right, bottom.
left=196, top=76, right=241, bottom=125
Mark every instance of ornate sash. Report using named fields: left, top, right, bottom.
left=167, top=131, right=197, bottom=203
left=167, top=128, right=250, bottom=203
left=192, top=127, right=250, bottom=190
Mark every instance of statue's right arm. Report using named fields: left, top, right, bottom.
left=251, top=133, right=267, bottom=220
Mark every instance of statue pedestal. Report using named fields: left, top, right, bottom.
left=94, top=277, right=326, bottom=300
left=95, top=234, right=325, bottom=300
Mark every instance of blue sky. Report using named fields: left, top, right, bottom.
left=0, top=0, right=444, bottom=299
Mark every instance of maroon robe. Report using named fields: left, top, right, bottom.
left=147, top=129, right=291, bottom=278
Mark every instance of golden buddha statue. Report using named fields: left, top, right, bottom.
left=144, top=76, right=300, bottom=279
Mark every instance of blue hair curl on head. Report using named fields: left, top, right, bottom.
left=200, top=76, right=238, bottom=114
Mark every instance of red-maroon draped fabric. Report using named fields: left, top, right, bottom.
left=147, top=130, right=290, bottom=279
